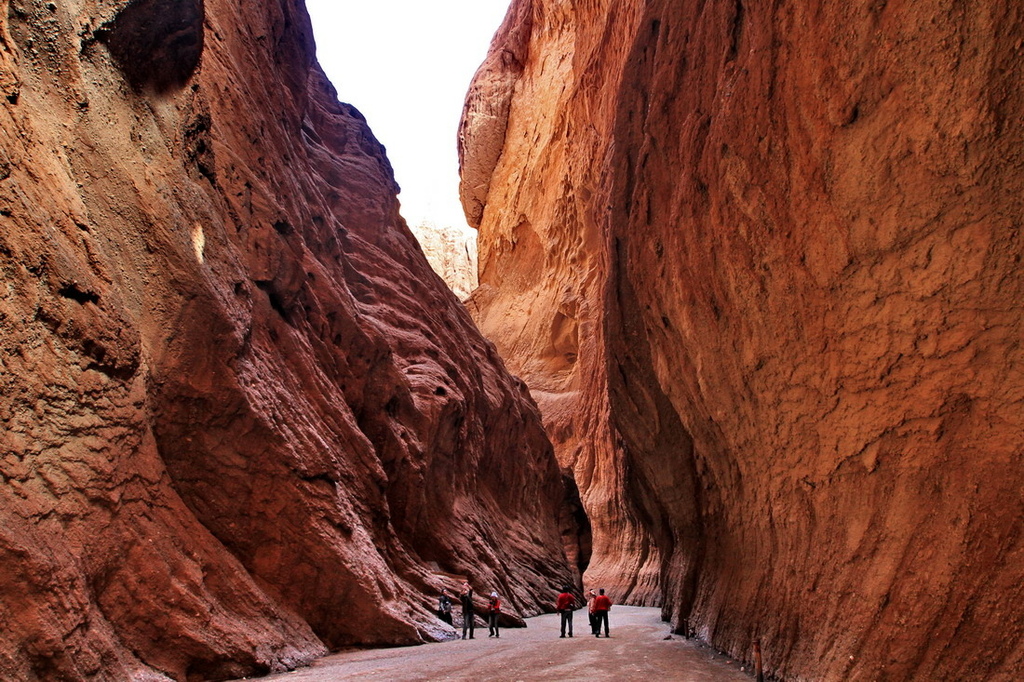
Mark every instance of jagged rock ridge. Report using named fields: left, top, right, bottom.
left=0, top=0, right=573, bottom=679
left=461, top=1, right=1024, bottom=680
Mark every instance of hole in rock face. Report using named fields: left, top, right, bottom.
left=97, top=0, right=205, bottom=93
left=254, top=280, right=290, bottom=323
left=561, top=472, right=593, bottom=576
left=58, top=282, right=100, bottom=305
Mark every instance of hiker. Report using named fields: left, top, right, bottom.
left=556, top=586, right=575, bottom=637
left=438, top=589, right=453, bottom=626
left=593, top=588, right=612, bottom=637
left=487, top=591, right=502, bottom=638
left=459, top=582, right=475, bottom=639
left=586, top=588, right=598, bottom=635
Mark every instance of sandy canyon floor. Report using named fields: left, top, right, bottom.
left=245, top=606, right=754, bottom=681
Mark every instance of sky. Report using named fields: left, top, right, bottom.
left=305, top=0, right=512, bottom=232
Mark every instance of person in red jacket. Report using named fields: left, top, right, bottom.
left=593, top=588, right=612, bottom=637
left=556, top=586, right=575, bottom=637
left=487, top=591, right=502, bottom=638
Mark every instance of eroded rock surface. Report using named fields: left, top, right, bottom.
left=0, top=0, right=572, bottom=679
left=408, top=221, right=478, bottom=301
left=461, top=1, right=1024, bottom=680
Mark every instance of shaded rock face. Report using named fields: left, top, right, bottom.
left=408, top=221, right=479, bottom=301
left=96, top=0, right=205, bottom=93
left=461, top=1, right=1024, bottom=680
left=0, top=0, right=573, bottom=679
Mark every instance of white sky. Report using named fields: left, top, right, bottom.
left=305, top=0, right=511, bottom=232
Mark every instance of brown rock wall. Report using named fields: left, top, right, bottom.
left=462, top=0, right=673, bottom=608
left=461, top=0, right=1024, bottom=679
left=0, top=0, right=572, bottom=679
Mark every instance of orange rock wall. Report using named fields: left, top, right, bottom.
left=0, top=0, right=572, bottom=679
left=461, top=0, right=1024, bottom=679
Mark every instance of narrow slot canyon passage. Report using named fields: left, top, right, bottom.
left=1, top=0, right=1022, bottom=681
left=249, top=608, right=754, bottom=682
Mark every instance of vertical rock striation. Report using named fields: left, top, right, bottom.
left=0, top=0, right=572, bottom=679
left=461, top=0, right=1024, bottom=680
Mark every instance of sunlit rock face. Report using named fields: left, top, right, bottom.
left=0, top=0, right=573, bottom=678
left=460, top=0, right=1024, bottom=679
left=409, top=221, right=479, bottom=300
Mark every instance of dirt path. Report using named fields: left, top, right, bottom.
left=250, top=607, right=754, bottom=681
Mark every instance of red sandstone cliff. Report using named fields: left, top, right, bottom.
left=461, top=1, right=1024, bottom=680
left=0, top=0, right=572, bottom=679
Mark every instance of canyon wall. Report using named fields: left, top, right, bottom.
left=408, top=221, right=479, bottom=300
left=461, top=0, right=1024, bottom=680
left=0, top=0, right=574, bottom=679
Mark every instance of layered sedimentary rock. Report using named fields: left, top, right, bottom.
left=461, top=1, right=1024, bottom=680
left=408, top=220, right=479, bottom=300
left=0, top=0, right=573, bottom=679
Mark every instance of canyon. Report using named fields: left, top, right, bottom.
left=0, top=0, right=573, bottom=679
left=1, top=0, right=1022, bottom=680
left=460, top=0, right=1024, bottom=680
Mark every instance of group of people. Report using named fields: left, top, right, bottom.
left=556, top=586, right=612, bottom=637
left=437, top=582, right=502, bottom=639
left=437, top=583, right=612, bottom=640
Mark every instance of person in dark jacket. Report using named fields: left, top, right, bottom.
left=459, top=582, right=475, bottom=639
left=487, top=591, right=502, bottom=638
left=556, top=586, right=575, bottom=637
left=593, top=588, right=612, bottom=637
left=438, top=589, right=453, bottom=626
